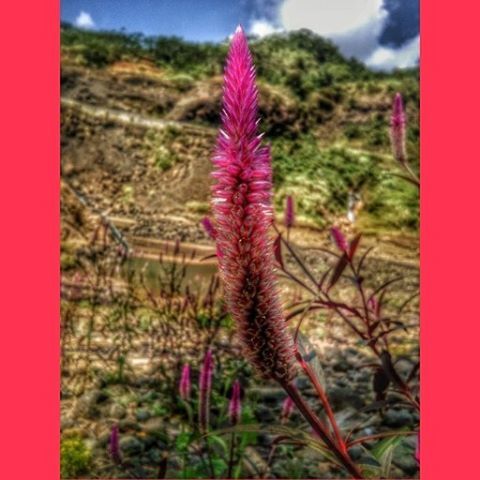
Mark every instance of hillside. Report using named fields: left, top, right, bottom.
left=61, top=24, right=419, bottom=239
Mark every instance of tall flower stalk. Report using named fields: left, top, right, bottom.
left=284, top=195, right=295, bottom=240
left=211, top=25, right=296, bottom=383
left=210, top=26, right=363, bottom=479
left=227, top=379, right=242, bottom=478
left=228, top=379, right=242, bottom=426
left=390, top=92, right=419, bottom=187
left=179, top=363, right=191, bottom=401
left=108, top=424, right=122, bottom=465
left=198, top=349, right=214, bottom=433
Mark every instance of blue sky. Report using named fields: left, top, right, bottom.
left=61, top=0, right=419, bottom=70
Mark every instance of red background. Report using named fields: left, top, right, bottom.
left=1, top=1, right=479, bottom=478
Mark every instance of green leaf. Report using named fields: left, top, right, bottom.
left=211, top=458, right=228, bottom=477
left=371, top=434, right=403, bottom=459
left=370, top=435, right=403, bottom=478
left=175, top=432, right=192, bottom=452
left=208, top=434, right=228, bottom=454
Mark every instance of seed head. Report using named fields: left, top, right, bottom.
left=281, top=396, right=295, bottom=423
left=390, top=92, right=407, bottom=164
left=199, top=349, right=214, bottom=432
left=179, top=363, right=191, bottom=401
left=108, top=424, right=122, bottom=464
left=284, top=195, right=295, bottom=229
left=211, top=26, right=296, bottom=382
left=201, top=217, right=217, bottom=240
left=228, top=379, right=242, bottom=425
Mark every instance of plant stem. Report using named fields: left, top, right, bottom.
left=227, top=432, right=236, bottom=478
left=295, top=352, right=347, bottom=453
left=280, top=381, right=363, bottom=479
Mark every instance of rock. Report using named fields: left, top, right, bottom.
left=84, top=438, right=98, bottom=451
left=136, top=409, right=151, bottom=422
left=348, top=446, right=363, bottom=461
left=332, top=358, right=350, bottom=373
left=97, top=428, right=111, bottom=447
left=119, top=435, right=144, bottom=456
left=383, top=409, right=414, bottom=428
left=250, top=386, right=285, bottom=403
left=118, top=418, right=140, bottom=432
left=73, top=389, right=103, bottom=418
left=61, top=415, right=75, bottom=430
left=148, top=448, right=163, bottom=463
left=296, top=377, right=311, bottom=390
left=110, top=404, right=127, bottom=419
left=329, top=386, right=365, bottom=410
left=394, top=455, right=419, bottom=476
left=256, top=405, right=276, bottom=423
left=142, top=417, right=164, bottom=435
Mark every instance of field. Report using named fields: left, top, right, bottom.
left=60, top=24, right=419, bottom=479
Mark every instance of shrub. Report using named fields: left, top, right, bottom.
left=60, top=437, right=92, bottom=478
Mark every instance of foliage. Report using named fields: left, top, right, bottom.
left=60, top=437, right=92, bottom=478
left=272, top=137, right=418, bottom=229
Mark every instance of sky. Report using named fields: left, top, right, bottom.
left=61, top=0, right=419, bottom=71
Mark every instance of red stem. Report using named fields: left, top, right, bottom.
left=280, top=381, right=363, bottom=479
left=295, top=351, right=347, bottom=454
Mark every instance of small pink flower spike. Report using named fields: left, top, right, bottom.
left=330, top=226, right=348, bottom=253
left=281, top=396, right=295, bottom=423
left=108, top=424, right=122, bottom=464
left=199, top=349, right=214, bottom=432
left=284, top=195, right=295, bottom=230
left=390, top=92, right=407, bottom=164
left=211, top=26, right=296, bottom=382
left=201, top=217, right=217, bottom=240
left=228, top=379, right=242, bottom=425
left=179, top=363, right=191, bottom=401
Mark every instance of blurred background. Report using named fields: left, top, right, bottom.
left=60, top=1, right=419, bottom=478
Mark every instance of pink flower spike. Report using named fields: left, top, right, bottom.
left=281, top=396, right=295, bottom=423
left=330, top=227, right=348, bottom=253
left=201, top=217, right=217, bottom=240
left=108, top=424, right=122, bottom=464
left=284, top=195, right=295, bottom=229
left=228, top=379, right=242, bottom=425
left=210, top=26, right=296, bottom=382
left=179, top=363, right=191, bottom=401
left=199, top=349, right=214, bottom=432
left=390, top=92, right=407, bottom=164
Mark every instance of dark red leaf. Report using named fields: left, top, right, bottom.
left=328, top=252, right=349, bottom=289
left=373, top=366, right=391, bottom=401
left=349, top=233, right=362, bottom=259
left=273, top=234, right=284, bottom=269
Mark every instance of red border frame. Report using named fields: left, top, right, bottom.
left=420, top=0, right=480, bottom=479
left=0, top=1, right=60, bottom=479
left=2, top=1, right=480, bottom=479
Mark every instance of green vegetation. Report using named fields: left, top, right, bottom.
left=61, top=23, right=419, bottom=231
left=272, top=137, right=418, bottom=229
left=60, top=437, right=92, bottom=478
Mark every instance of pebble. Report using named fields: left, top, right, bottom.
left=109, top=404, right=127, bottom=419
left=119, top=435, right=144, bottom=456
left=383, top=409, right=414, bottom=428
left=136, top=409, right=151, bottom=422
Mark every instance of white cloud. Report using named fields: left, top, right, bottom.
left=275, top=0, right=418, bottom=70
left=280, top=0, right=386, bottom=37
left=75, top=11, right=95, bottom=29
left=366, top=35, right=419, bottom=71
left=249, top=18, right=281, bottom=37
